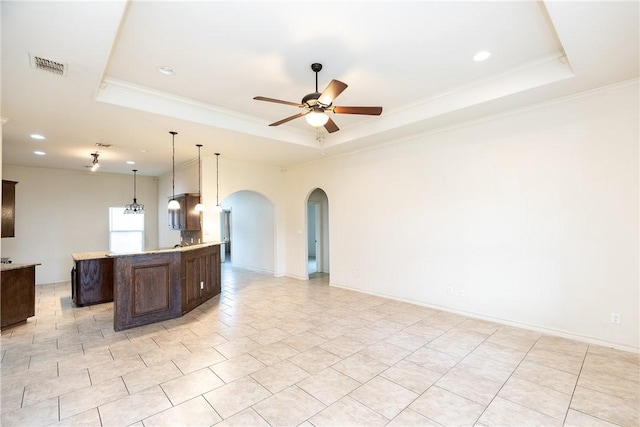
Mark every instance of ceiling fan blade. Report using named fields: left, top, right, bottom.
left=318, top=80, right=348, bottom=106
left=324, top=117, right=340, bottom=133
left=254, top=96, right=302, bottom=107
left=333, top=106, right=383, bottom=115
left=269, top=112, right=307, bottom=126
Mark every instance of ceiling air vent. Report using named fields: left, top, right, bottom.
left=29, top=54, right=67, bottom=76
left=95, top=143, right=113, bottom=148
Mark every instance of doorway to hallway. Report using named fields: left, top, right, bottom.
left=306, top=188, right=329, bottom=280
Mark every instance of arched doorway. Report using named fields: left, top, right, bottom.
left=306, top=188, right=329, bottom=279
left=222, top=190, right=275, bottom=274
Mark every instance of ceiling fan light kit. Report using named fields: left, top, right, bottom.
left=254, top=63, right=382, bottom=133
left=305, top=109, right=329, bottom=127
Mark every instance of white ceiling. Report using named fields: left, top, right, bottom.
left=2, top=1, right=638, bottom=177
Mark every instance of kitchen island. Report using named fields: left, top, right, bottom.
left=1, top=262, right=40, bottom=329
left=72, top=243, right=221, bottom=331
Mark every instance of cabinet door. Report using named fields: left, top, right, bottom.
left=200, top=249, right=217, bottom=299
left=75, top=258, right=114, bottom=306
left=184, top=194, right=201, bottom=231
left=2, top=180, right=17, bottom=238
left=183, top=251, right=202, bottom=312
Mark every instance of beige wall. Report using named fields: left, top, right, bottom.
left=1, top=166, right=158, bottom=284
left=284, top=81, right=639, bottom=351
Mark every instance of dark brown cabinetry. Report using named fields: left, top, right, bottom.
left=182, top=244, right=220, bottom=313
left=71, top=257, right=114, bottom=306
left=2, top=180, right=17, bottom=238
left=112, top=243, right=220, bottom=331
left=168, top=193, right=201, bottom=231
left=1, top=264, right=38, bottom=329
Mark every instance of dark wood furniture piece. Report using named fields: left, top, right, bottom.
left=71, top=254, right=114, bottom=306
left=2, top=180, right=17, bottom=238
left=182, top=244, right=221, bottom=313
left=112, top=243, right=220, bottom=331
left=168, top=193, right=201, bottom=231
left=1, top=263, right=39, bottom=329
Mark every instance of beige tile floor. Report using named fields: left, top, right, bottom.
left=1, top=264, right=638, bottom=426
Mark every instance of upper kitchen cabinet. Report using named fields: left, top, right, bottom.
left=168, top=193, right=201, bottom=231
left=2, top=180, right=17, bottom=238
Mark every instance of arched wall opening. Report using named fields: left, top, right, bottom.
left=221, top=190, right=276, bottom=275
left=306, top=188, right=330, bottom=279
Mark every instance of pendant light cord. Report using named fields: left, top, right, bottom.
left=197, top=144, right=202, bottom=196
left=170, top=131, right=177, bottom=201
left=133, top=169, right=137, bottom=202
left=215, top=153, right=220, bottom=206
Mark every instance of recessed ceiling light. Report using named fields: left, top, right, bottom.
left=473, top=51, right=491, bottom=62
left=157, top=66, right=175, bottom=76
left=126, top=160, right=135, bottom=165
left=30, top=134, right=45, bottom=140
left=34, top=151, right=46, bottom=155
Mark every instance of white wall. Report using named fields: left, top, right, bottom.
left=200, top=156, right=286, bottom=275
left=283, top=82, right=639, bottom=351
left=1, top=165, right=159, bottom=284
left=224, top=190, right=275, bottom=274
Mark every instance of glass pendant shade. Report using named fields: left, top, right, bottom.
left=124, top=169, right=144, bottom=214
left=194, top=203, right=205, bottom=212
left=168, top=199, right=180, bottom=210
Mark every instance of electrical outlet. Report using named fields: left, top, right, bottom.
left=447, top=286, right=453, bottom=295
left=611, top=313, right=621, bottom=324
left=458, top=289, right=465, bottom=297
left=200, top=281, right=204, bottom=290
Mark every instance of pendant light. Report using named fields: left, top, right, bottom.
left=213, top=152, right=223, bottom=212
left=194, top=144, right=205, bottom=212
left=168, top=131, right=180, bottom=210
left=124, top=169, right=144, bottom=214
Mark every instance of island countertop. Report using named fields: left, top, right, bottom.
left=1, top=262, right=41, bottom=272
left=72, top=242, right=223, bottom=261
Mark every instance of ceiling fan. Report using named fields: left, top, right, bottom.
left=253, top=63, right=382, bottom=133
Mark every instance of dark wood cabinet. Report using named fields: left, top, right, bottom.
left=168, top=193, right=201, bottom=231
left=72, top=257, right=114, bottom=306
left=112, top=243, right=220, bottom=331
left=1, top=264, right=38, bottom=329
left=182, top=244, right=220, bottom=313
left=2, top=180, right=17, bottom=238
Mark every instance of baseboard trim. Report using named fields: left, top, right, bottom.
left=330, top=282, right=639, bottom=354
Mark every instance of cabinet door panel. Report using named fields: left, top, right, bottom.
left=183, top=256, right=201, bottom=312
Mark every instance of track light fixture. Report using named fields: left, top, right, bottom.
left=90, top=152, right=100, bottom=172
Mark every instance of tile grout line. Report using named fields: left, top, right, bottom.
left=560, top=344, right=588, bottom=426
left=467, top=332, right=539, bottom=425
